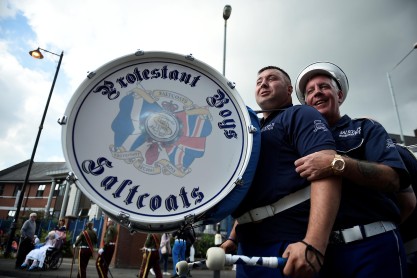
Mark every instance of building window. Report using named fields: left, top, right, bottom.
left=0, top=184, right=4, bottom=196
left=36, top=184, right=46, bottom=197
left=13, top=185, right=19, bottom=196
left=54, top=182, right=66, bottom=196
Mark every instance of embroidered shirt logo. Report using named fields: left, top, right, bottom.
left=386, top=138, right=395, bottom=149
left=313, top=120, right=328, bottom=132
left=339, top=127, right=361, bottom=138
left=262, top=122, right=275, bottom=131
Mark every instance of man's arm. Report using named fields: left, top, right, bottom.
left=220, top=220, right=238, bottom=253
left=294, top=152, right=400, bottom=192
left=396, top=185, right=416, bottom=223
left=283, top=172, right=341, bottom=277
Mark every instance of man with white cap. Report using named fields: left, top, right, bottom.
left=294, top=62, right=411, bottom=277
left=15, top=212, right=37, bottom=268
left=223, top=65, right=342, bottom=278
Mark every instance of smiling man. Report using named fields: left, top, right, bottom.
left=222, top=66, right=342, bottom=278
left=294, top=62, right=411, bottom=277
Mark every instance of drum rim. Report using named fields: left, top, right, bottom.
left=62, top=50, right=253, bottom=228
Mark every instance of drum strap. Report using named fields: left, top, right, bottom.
left=237, top=185, right=311, bottom=224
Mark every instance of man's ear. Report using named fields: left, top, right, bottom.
left=288, top=85, right=293, bottom=95
left=338, top=90, right=344, bottom=104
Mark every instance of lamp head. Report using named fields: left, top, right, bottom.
left=29, top=48, right=44, bottom=59
left=223, top=5, right=232, bottom=20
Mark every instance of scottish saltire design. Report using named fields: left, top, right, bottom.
left=110, top=87, right=212, bottom=177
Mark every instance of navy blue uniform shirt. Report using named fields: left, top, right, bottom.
left=395, top=144, right=417, bottom=242
left=234, top=105, right=336, bottom=244
left=331, top=116, right=409, bottom=230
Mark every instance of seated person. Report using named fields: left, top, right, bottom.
left=20, top=231, right=58, bottom=270
left=54, top=218, right=67, bottom=249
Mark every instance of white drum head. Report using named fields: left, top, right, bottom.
left=62, top=51, right=252, bottom=232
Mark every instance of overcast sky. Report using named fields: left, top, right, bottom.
left=0, top=0, right=416, bottom=171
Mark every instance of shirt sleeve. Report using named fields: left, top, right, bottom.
left=362, top=119, right=410, bottom=189
left=286, top=106, right=336, bottom=156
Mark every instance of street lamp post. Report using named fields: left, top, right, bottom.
left=4, top=47, right=63, bottom=257
left=222, top=5, right=232, bottom=76
left=386, top=42, right=417, bottom=144
left=211, top=6, right=232, bottom=278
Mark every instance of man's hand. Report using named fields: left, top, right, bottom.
left=98, top=248, right=104, bottom=255
left=282, top=241, right=324, bottom=278
left=220, top=238, right=237, bottom=254
left=295, top=151, right=334, bottom=181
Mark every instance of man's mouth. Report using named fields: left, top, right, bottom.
left=314, top=99, right=327, bottom=106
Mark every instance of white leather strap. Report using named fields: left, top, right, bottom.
left=331, top=221, right=397, bottom=244
left=237, top=186, right=311, bottom=224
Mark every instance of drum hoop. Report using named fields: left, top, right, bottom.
left=62, top=51, right=253, bottom=227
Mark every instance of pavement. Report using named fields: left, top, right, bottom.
left=0, top=256, right=236, bottom=278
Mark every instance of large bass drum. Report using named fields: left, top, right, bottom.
left=61, top=50, right=260, bottom=232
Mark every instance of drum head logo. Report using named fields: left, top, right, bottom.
left=110, top=87, right=212, bottom=177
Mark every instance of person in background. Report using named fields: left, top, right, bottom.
left=138, top=233, right=162, bottom=278
left=294, top=62, right=411, bottom=277
left=20, top=230, right=58, bottom=270
left=15, top=212, right=37, bottom=269
left=171, top=228, right=196, bottom=278
left=223, top=66, right=341, bottom=278
left=74, top=222, right=98, bottom=278
left=33, top=235, right=40, bottom=246
left=96, top=218, right=118, bottom=278
left=54, top=218, right=67, bottom=249
left=159, top=232, right=172, bottom=276
left=395, top=143, right=417, bottom=276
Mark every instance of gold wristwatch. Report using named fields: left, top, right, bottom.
left=331, top=154, right=345, bottom=175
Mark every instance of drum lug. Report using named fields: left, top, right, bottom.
left=118, top=211, right=131, bottom=227
left=227, top=81, right=236, bottom=89
left=248, top=125, right=257, bottom=133
left=66, top=172, right=78, bottom=183
left=135, top=49, right=145, bottom=56
left=185, top=54, right=194, bottom=61
left=235, top=176, right=244, bottom=186
left=57, top=116, right=67, bottom=125
left=184, top=214, right=196, bottom=226
left=87, top=71, right=96, bottom=79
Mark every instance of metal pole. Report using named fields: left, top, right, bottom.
left=386, top=72, right=405, bottom=144
left=386, top=42, right=417, bottom=144
left=222, top=19, right=227, bottom=76
left=222, top=5, right=231, bottom=76
left=4, top=51, right=64, bottom=257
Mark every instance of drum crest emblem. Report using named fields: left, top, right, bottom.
left=109, top=87, right=212, bottom=177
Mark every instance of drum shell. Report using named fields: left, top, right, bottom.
left=61, top=51, right=256, bottom=232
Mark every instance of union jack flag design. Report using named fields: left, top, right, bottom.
left=110, top=89, right=212, bottom=176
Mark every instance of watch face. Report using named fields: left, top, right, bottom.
left=334, top=160, right=344, bottom=171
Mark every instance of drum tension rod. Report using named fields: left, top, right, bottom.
left=185, top=54, right=194, bottom=61
left=57, top=116, right=67, bottom=125
left=66, top=172, right=77, bottom=183
left=135, top=49, right=144, bottom=56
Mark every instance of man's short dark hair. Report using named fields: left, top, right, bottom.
left=258, top=66, right=291, bottom=83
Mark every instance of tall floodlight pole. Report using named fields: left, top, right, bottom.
left=4, top=47, right=64, bottom=257
left=386, top=42, right=417, bottom=144
left=222, top=5, right=232, bottom=76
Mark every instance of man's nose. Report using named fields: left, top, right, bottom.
left=260, top=80, right=269, bottom=88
